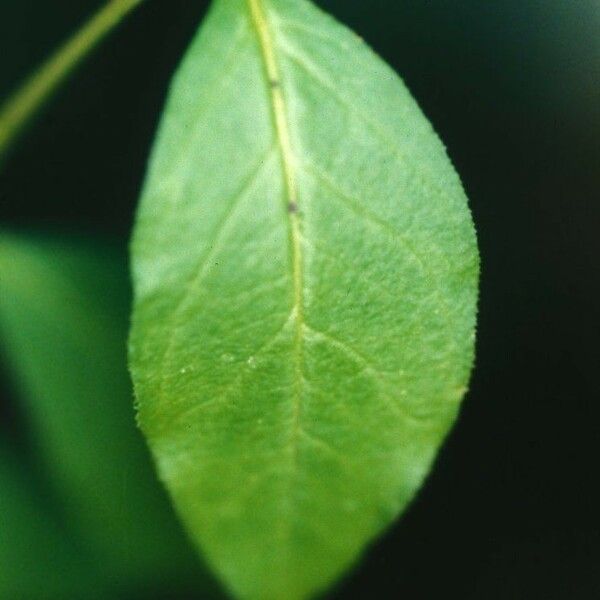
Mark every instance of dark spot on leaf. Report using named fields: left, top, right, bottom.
left=288, top=202, right=298, bottom=213
left=269, top=79, right=280, bottom=88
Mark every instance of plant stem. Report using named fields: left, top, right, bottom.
left=0, top=0, right=146, bottom=163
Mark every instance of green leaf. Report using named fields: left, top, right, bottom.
left=0, top=232, right=203, bottom=592
left=0, top=444, right=103, bottom=599
left=130, top=0, right=479, bottom=598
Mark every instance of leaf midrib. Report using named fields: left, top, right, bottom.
left=246, top=0, right=305, bottom=474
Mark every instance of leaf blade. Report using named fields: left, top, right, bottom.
left=0, top=232, right=203, bottom=592
left=131, top=0, right=479, bottom=598
left=0, top=445, right=104, bottom=599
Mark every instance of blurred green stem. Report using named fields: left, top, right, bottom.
left=0, top=0, right=146, bottom=164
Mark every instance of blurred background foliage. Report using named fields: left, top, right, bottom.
left=0, top=0, right=598, bottom=598
left=0, top=232, right=222, bottom=599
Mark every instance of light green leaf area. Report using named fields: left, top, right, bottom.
left=0, top=445, right=102, bottom=599
left=130, top=0, right=479, bottom=598
left=0, top=232, right=202, bottom=592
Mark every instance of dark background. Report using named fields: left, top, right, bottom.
left=1, top=0, right=598, bottom=598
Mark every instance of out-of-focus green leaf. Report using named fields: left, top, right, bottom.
left=0, top=232, right=204, bottom=593
left=0, top=443, right=102, bottom=599
left=130, top=0, right=479, bottom=598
